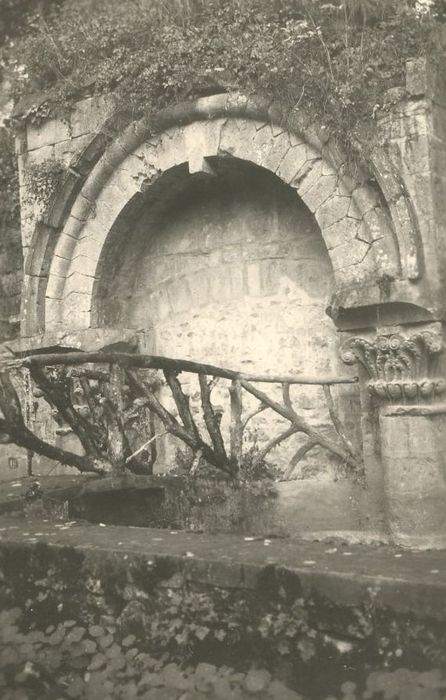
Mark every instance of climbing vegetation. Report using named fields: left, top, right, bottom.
left=2, top=0, right=445, bottom=149
left=0, top=0, right=443, bottom=249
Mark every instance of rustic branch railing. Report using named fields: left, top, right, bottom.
left=0, top=350, right=360, bottom=479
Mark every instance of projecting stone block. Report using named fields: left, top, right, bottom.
left=184, top=120, right=222, bottom=171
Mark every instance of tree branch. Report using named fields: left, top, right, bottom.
left=164, top=370, right=201, bottom=442
left=282, top=439, right=319, bottom=481
left=252, top=425, right=300, bottom=469
left=199, top=374, right=228, bottom=465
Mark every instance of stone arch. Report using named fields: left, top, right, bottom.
left=20, top=92, right=425, bottom=338
left=42, top=105, right=406, bottom=332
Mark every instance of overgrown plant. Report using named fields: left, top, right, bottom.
left=24, top=157, right=64, bottom=207
left=3, top=0, right=445, bottom=164
left=0, top=0, right=444, bottom=305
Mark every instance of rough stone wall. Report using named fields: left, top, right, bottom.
left=98, top=159, right=351, bottom=475
left=7, top=64, right=446, bottom=544
left=0, top=97, right=114, bottom=482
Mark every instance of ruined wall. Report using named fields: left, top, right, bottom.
left=97, top=159, right=350, bottom=475
left=6, top=59, right=446, bottom=545
left=0, top=97, right=114, bottom=481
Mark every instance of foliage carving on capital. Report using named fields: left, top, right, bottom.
left=340, top=330, right=445, bottom=402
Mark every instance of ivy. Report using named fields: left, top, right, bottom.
left=24, top=157, right=64, bottom=208
left=3, top=0, right=445, bottom=159
left=0, top=0, right=444, bottom=336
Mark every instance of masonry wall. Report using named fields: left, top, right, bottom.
left=96, top=158, right=354, bottom=475
left=0, top=98, right=114, bottom=481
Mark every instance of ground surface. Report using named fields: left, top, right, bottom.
left=1, top=476, right=446, bottom=699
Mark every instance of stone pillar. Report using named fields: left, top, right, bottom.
left=341, top=326, right=446, bottom=549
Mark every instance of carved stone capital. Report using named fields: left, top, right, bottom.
left=340, top=329, right=444, bottom=402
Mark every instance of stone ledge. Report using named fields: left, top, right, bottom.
left=1, top=516, right=446, bottom=615
left=381, top=403, right=446, bottom=416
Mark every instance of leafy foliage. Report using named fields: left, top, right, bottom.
left=3, top=0, right=445, bottom=159
left=24, top=156, right=64, bottom=207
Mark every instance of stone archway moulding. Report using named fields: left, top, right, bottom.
left=21, top=93, right=425, bottom=338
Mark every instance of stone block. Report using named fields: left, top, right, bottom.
left=55, top=233, right=77, bottom=261
left=76, top=235, right=103, bottom=262
left=45, top=273, right=65, bottom=301
left=218, top=118, right=259, bottom=159
left=351, top=185, right=380, bottom=216
left=329, top=239, right=370, bottom=271
left=27, top=118, right=71, bottom=151
left=144, top=287, right=171, bottom=323
left=229, top=265, right=246, bottom=299
left=316, top=195, right=350, bottom=230
left=165, top=277, right=191, bottom=315
left=187, top=271, right=211, bottom=308
left=362, top=208, right=391, bottom=243
left=323, top=217, right=360, bottom=250
left=292, top=157, right=323, bottom=195
left=45, top=297, right=62, bottom=328
left=69, top=95, right=115, bottom=138
left=63, top=287, right=92, bottom=312
left=276, top=144, right=308, bottom=184
left=184, top=120, right=222, bottom=169
left=380, top=411, right=446, bottom=548
left=246, top=263, right=261, bottom=296
left=49, top=255, right=71, bottom=280
left=254, top=130, right=290, bottom=173
left=68, top=254, right=98, bottom=279
left=63, top=272, right=95, bottom=299
left=303, top=174, right=337, bottom=213
left=53, top=134, right=93, bottom=167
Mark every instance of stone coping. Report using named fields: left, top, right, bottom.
left=1, top=515, right=446, bottom=621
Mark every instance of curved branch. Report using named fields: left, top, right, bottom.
left=252, top=425, right=300, bottom=469
left=240, top=379, right=359, bottom=470
left=28, top=363, right=103, bottom=459
left=0, top=418, right=106, bottom=474
left=241, top=403, right=268, bottom=433
left=126, top=369, right=234, bottom=474
left=281, top=439, right=319, bottom=481
left=164, top=370, right=201, bottom=442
